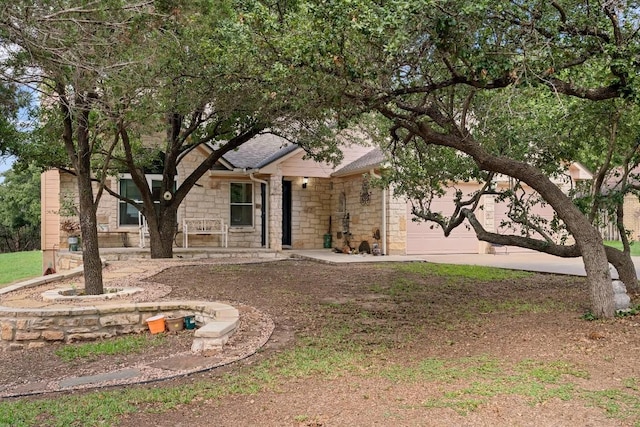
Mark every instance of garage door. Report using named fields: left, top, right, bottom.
left=406, top=186, right=480, bottom=255
left=493, top=193, right=558, bottom=254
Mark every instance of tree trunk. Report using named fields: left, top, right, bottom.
left=605, top=246, right=639, bottom=294
left=76, top=172, right=104, bottom=295
left=577, top=229, right=615, bottom=318
left=64, top=90, right=104, bottom=296
left=148, top=207, right=178, bottom=259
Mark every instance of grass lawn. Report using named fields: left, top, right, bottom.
left=0, top=251, right=42, bottom=286
left=604, top=240, right=640, bottom=256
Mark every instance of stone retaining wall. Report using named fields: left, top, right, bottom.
left=56, top=252, right=84, bottom=271
left=0, top=301, right=238, bottom=351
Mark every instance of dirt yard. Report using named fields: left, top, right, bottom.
left=4, top=259, right=640, bottom=426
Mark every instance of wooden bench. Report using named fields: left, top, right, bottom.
left=183, top=218, right=228, bottom=248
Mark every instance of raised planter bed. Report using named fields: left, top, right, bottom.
left=0, top=300, right=239, bottom=354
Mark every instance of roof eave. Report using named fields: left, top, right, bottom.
left=331, top=164, right=383, bottom=178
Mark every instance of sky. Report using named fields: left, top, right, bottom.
left=0, top=156, right=13, bottom=172
left=0, top=85, right=37, bottom=182
left=0, top=156, right=15, bottom=183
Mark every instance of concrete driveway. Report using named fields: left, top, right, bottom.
left=291, top=249, right=640, bottom=278
left=418, top=252, right=608, bottom=277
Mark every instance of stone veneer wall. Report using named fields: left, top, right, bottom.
left=623, top=194, right=640, bottom=241
left=57, top=149, right=267, bottom=249
left=179, top=151, right=261, bottom=248
left=289, top=176, right=332, bottom=249
left=0, top=301, right=238, bottom=351
left=331, top=176, right=383, bottom=251
left=269, top=174, right=283, bottom=251
left=54, top=152, right=411, bottom=254
left=59, top=173, right=142, bottom=249
left=385, top=188, right=408, bottom=255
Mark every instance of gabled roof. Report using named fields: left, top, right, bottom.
left=219, top=133, right=298, bottom=170
left=602, top=164, right=640, bottom=194
left=209, top=132, right=384, bottom=175
left=332, top=148, right=385, bottom=177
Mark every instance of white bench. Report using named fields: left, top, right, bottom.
left=183, top=218, right=228, bottom=248
left=138, top=211, right=149, bottom=248
left=490, top=243, right=508, bottom=255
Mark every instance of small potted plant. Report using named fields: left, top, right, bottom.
left=61, top=219, right=81, bottom=251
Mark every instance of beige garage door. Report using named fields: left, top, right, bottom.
left=493, top=194, right=558, bottom=254
left=405, top=186, right=480, bottom=255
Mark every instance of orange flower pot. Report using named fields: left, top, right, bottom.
left=146, top=314, right=166, bottom=334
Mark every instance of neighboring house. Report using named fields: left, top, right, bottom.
left=601, top=166, right=640, bottom=241
left=40, top=133, right=593, bottom=270
left=622, top=196, right=640, bottom=241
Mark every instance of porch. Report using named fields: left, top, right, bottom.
left=51, top=247, right=428, bottom=272
left=51, top=246, right=283, bottom=272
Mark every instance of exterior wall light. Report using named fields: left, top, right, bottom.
left=302, top=177, right=309, bottom=189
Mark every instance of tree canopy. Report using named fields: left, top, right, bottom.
left=2, top=0, right=639, bottom=316
left=0, top=164, right=40, bottom=253
left=244, top=0, right=640, bottom=317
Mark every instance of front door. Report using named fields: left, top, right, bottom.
left=282, top=179, right=292, bottom=247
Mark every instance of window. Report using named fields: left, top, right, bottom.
left=118, top=175, right=174, bottom=227
left=119, top=178, right=142, bottom=226
left=230, top=182, right=253, bottom=227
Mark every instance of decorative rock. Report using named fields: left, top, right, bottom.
left=612, top=280, right=628, bottom=294
left=612, top=280, right=631, bottom=311
left=193, top=320, right=238, bottom=338
left=191, top=336, right=228, bottom=352
left=41, top=286, right=143, bottom=302
left=615, top=294, right=631, bottom=310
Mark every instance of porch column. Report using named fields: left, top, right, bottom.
left=480, top=194, right=495, bottom=254
left=41, top=169, right=61, bottom=273
left=269, top=173, right=283, bottom=251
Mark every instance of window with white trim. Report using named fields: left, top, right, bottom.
left=230, top=182, right=253, bottom=227
left=118, top=175, right=174, bottom=226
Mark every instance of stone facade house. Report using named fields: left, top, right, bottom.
left=40, top=133, right=593, bottom=270
left=601, top=166, right=640, bottom=242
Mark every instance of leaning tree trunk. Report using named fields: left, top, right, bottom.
left=577, top=228, right=615, bottom=318
left=432, top=128, right=618, bottom=318
left=605, top=247, right=639, bottom=294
